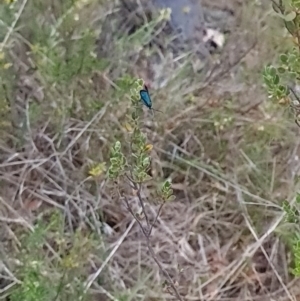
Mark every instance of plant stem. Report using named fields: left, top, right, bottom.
left=123, top=196, right=184, bottom=301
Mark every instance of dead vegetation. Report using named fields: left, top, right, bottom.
left=1, top=0, right=300, bottom=301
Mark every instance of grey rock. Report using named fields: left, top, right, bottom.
left=152, top=0, right=205, bottom=42
left=152, top=0, right=209, bottom=58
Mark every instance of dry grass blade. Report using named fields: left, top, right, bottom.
left=84, top=219, right=136, bottom=293
left=0, top=1, right=299, bottom=301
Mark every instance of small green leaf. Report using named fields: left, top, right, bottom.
left=142, top=157, right=150, bottom=167
left=285, top=21, right=296, bottom=34
left=110, top=157, right=118, bottom=164
left=278, top=85, right=287, bottom=94
left=114, top=141, right=121, bottom=151
left=284, top=11, right=297, bottom=22
left=296, top=193, right=300, bottom=204
left=132, top=111, right=138, bottom=120
left=263, top=77, right=272, bottom=87
left=277, top=67, right=286, bottom=74
left=163, top=180, right=172, bottom=189
left=167, top=195, right=176, bottom=201
left=289, top=53, right=297, bottom=64
left=280, top=54, right=288, bottom=64
left=144, top=174, right=152, bottom=181
left=274, top=74, right=280, bottom=85
left=269, top=66, right=277, bottom=77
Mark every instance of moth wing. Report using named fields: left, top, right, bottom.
left=140, top=90, right=152, bottom=108
left=139, top=89, right=147, bottom=97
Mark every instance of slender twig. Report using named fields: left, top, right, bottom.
left=123, top=196, right=183, bottom=301
left=123, top=196, right=148, bottom=237
left=289, top=86, right=300, bottom=102
left=148, top=202, right=165, bottom=237
left=145, top=240, right=183, bottom=301
left=271, top=0, right=283, bottom=14
left=124, top=173, right=135, bottom=186
left=287, top=86, right=300, bottom=127
left=125, top=173, right=151, bottom=231
left=135, top=182, right=150, bottom=231
left=122, top=195, right=184, bottom=301
left=122, top=89, right=183, bottom=300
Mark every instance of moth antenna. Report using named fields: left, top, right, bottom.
left=152, top=108, right=163, bottom=113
